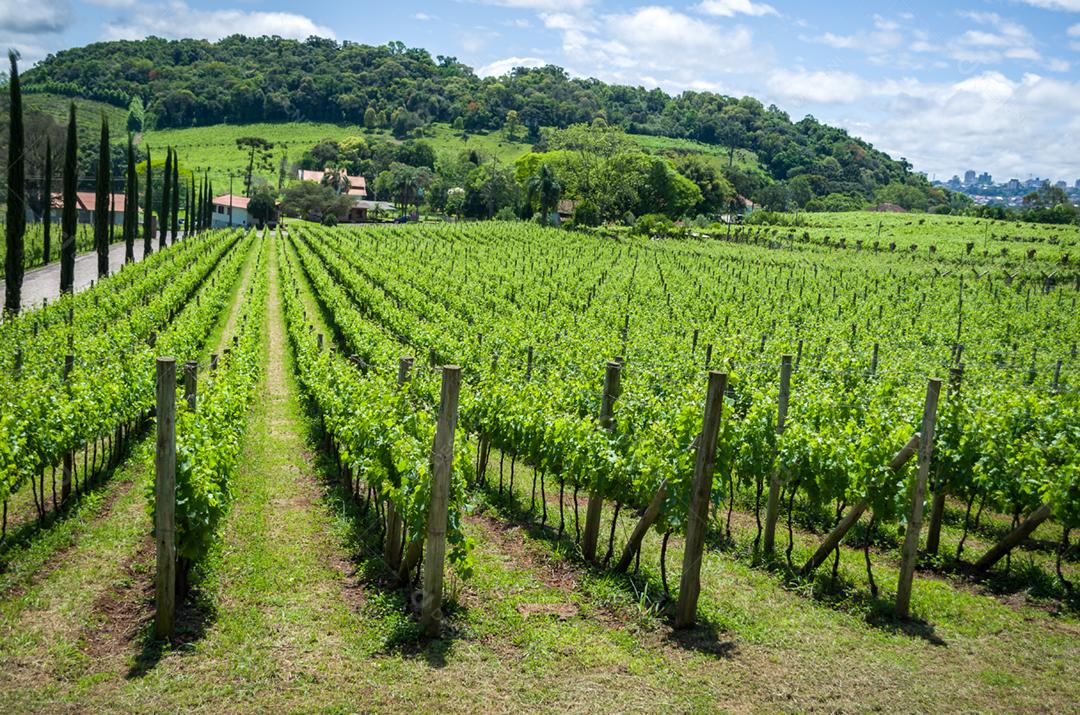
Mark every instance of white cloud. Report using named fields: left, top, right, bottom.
left=476, top=55, right=549, bottom=76
left=1016, top=0, right=1080, bottom=10
left=693, top=0, right=778, bottom=18
left=766, top=69, right=866, bottom=103
left=0, top=0, right=71, bottom=34
left=414, top=12, right=436, bottom=21
left=103, top=2, right=334, bottom=42
left=479, top=0, right=591, bottom=10
left=1069, top=23, right=1080, bottom=35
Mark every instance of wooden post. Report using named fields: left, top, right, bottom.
left=674, top=371, right=727, bottom=629
left=61, top=354, right=75, bottom=502
left=895, top=378, right=942, bottom=619
left=583, top=361, right=622, bottom=562
left=972, top=503, right=1052, bottom=573
left=927, top=365, right=962, bottom=556
left=384, top=357, right=413, bottom=569
left=614, top=480, right=667, bottom=572
left=210, top=354, right=218, bottom=372
left=420, top=365, right=461, bottom=637
left=871, top=342, right=879, bottom=375
left=801, top=433, right=919, bottom=574
left=183, top=361, right=197, bottom=412
left=317, top=333, right=323, bottom=351
left=154, top=357, right=177, bottom=640
left=763, top=354, right=792, bottom=555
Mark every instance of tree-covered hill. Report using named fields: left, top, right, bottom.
left=19, top=36, right=940, bottom=205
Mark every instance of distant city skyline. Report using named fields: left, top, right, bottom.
left=2, top=0, right=1079, bottom=180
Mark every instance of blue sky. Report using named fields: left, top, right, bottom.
left=3, top=0, right=1080, bottom=182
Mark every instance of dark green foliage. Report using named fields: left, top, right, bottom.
left=42, top=138, right=52, bottom=264
left=142, top=146, right=153, bottom=255
left=171, top=150, right=180, bottom=242
left=5, top=51, right=25, bottom=314
left=124, top=133, right=137, bottom=262
left=59, top=103, right=78, bottom=295
left=159, top=147, right=172, bottom=250
left=94, top=115, right=110, bottom=278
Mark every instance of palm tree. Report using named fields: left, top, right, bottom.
left=528, top=164, right=561, bottom=226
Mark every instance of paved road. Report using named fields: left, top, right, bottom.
left=1, top=240, right=155, bottom=309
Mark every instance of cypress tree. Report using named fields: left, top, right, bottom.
left=170, top=150, right=180, bottom=243
left=124, top=134, right=137, bottom=263
left=205, top=177, right=214, bottom=230
left=94, top=115, right=110, bottom=278
left=189, top=175, right=197, bottom=234
left=42, top=138, right=52, bottom=265
left=5, top=51, right=26, bottom=314
left=142, top=147, right=153, bottom=256
left=59, top=103, right=78, bottom=295
left=159, top=147, right=172, bottom=250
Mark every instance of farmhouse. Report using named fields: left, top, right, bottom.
left=211, top=194, right=267, bottom=228
left=297, top=168, right=368, bottom=197
left=44, top=192, right=127, bottom=225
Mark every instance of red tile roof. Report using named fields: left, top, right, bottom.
left=50, top=192, right=127, bottom=212
left=212, top=194, right=250, bottom=209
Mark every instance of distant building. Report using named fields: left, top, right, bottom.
left=46, top=191, right=126, bottom=225
left=963, top=170, right=977, bottom=185
left=297, top=168, right=368, bottom=197
left=1007, top=178, right=1021, bottom=191
left=1075, top=179, right=1080, bottom=189
left=211, top=194, right=260, bottom=227
left=347, top=199, right=395, bottom=223
left=977, top=172, right=992, bottom=185
left=1055, top=180, right=1067, bottom=190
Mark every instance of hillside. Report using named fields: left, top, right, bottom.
left=19, top=36, right=942, bottom=207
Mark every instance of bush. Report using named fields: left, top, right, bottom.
left=572, top=201, right=600, bottom=227
left=321, top=213, right=338, bottom=226
left=495, top=206, right=517, bottom=221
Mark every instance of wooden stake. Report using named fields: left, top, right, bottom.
left=763, top=354, right=792, bottom=555
left=61, top=354, right=74, bottom=502
left=801, top=434, right=919, bottom=575
left=183, top=361, right=197, bottom=412
left=972, top=503, right=1052, bottom=573
left=896, top=378, right=942, bottom=619
left=583, top=361, right=621, bottom=562
left=384, top=357, right=413, bottom=570
left=420, top=365, right=461, bottom=637
left=614, top=480, right=667, bottom=572
left=674, top=371, right=727, bottom=629
left=154, top=357, right=177, bottom=640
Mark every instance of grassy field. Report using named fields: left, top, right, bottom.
left=730, top=210, right=1080, bottom=260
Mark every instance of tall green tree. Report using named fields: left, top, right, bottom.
left=5, top=51, right=26, bottom=314
left=94, top=115, right=110, bottom=278
left=42, top=138, right=53, bottom=265
left=188, top=175, right=196, bottom=234
left=124, top=133, right=137, bottom=263
left=59, top=103, right=78, bottom=295
left=142, top=147, right=153, bottom=255
left=170, top=151, right=180, bottom=242
left=527, top=163, right=561, bottom=225
left=236, top=136, right=273, bottom=196
left=159, top=147, right=172, bottom=250
left=204, top=178, right=214, bottom=229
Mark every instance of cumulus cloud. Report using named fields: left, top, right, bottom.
left=102, top=2, right=334, bottom=42
left=479, top=0, right=591, bottom=10
left=693, top=0, right=778, bottom=18
left=476, top=55, right=549, bottom=76
left=1016, top=0, right=1080, bottom=10
left=0, top=0, right=72, bottom=34
left=766, top=69, right=866, bottom=103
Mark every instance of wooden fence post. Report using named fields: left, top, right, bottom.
left=61, top=354, right=75, bottom=502
left=583, top=361, right=622, bottom=562
left=763, top=354, right=792, bottom=555
left=154, top=357, right=177, bottom=640
left=801, top=433, right=920, bottom=575
left=927, top=365, right=963, bottom=556
left=895, top=378, right=942, bottom=619
left=972, top=503, right=1052, bottom=573
left=183, top=361, right=197, bottom=412
left=674, top=371, right=727, bottom=629
left=420, top=365, right=461, bottom=637
left=384, top=357, right=413, bottom=569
